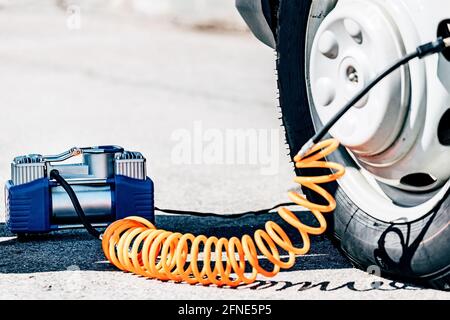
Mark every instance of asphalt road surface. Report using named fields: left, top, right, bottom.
left=0, top=6, right=449, bottom=299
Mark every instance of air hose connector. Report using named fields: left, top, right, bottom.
left=417, top=37, right=450, bottom=58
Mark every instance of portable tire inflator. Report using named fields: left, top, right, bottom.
left=5, top=146, right=154, bottom=235
left=4, top=37, right=450, bottom=287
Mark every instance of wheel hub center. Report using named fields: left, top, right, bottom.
left=309, top=0, right=410, bottom=156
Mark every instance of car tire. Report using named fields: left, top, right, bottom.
left=276, top=0, right=450, bottom=290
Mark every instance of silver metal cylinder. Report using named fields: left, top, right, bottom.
left=51, top=185, right=112, bottom=222
left=83, top=153, right=115, bottom=179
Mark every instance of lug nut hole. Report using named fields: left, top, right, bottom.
left=346, top=66, right=359, bottom=84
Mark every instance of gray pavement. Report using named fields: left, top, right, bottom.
left=0, top=7, right=449, bottom=299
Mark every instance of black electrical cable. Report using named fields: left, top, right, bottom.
left=155, top=202, right=297, bottom=219
left=51, top=167, right=296, bottom=237
left=297, top=37, right=450, bottom=158
left=50, top=169, right=102, bottom=239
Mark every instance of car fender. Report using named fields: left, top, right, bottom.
left=236, top=0, right=276, bottom=48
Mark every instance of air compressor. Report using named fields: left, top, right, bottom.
left=5, top=146, right=154, bottom=235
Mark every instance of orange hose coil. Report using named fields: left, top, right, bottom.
left=102, top=139, right=345, bottom=287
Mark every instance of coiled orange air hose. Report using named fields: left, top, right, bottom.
left=102, top=138, right=344, bottom=287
